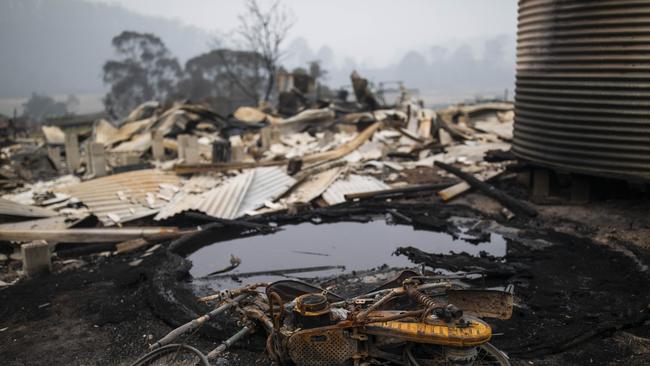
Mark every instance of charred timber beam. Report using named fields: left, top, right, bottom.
left=344, top=181, right=458, bottom=201
left=434, top=161, right=538, bottom=217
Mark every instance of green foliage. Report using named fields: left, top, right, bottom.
left=103, top=31, right=182, bottom=117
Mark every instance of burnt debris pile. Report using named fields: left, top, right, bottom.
left=1, top=70, right=649, bottom=366
left=0, top=70, right=518, bottom=280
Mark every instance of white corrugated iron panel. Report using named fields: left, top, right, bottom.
left=154, top=191, right=198, bottom=221
left=322, top=174, right=390, bottom=205
left=56, top=169, right=180, bottom=226
left=154, top=167, right=296, bottom=220
left=236, top=167, right=297, bottom=217
left=194, top=170, right=254, bottom=219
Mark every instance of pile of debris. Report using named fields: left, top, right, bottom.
left=0, top=71, right=519, bottom=282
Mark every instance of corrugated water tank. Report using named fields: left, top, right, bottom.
left=514, top=0, right=650, bottom=180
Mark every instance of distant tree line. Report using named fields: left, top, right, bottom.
left=22, top=93, right=79, bottom=121
left=102, top=0, right=307, bottom=118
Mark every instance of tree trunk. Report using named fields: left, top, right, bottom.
left=264, top=65, right=276, bottom=102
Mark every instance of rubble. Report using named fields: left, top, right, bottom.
left=55, top=169, right=181, bottom=226
left=154, top=167, right=296, bottom=220
left=0, top=71, right=517, bottom=260
left=435, top=160, right=537, bottom=217
left=5, top=70, right=593, bottom=366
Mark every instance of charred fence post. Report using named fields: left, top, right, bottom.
left=212, top=138, right=231, bottom=163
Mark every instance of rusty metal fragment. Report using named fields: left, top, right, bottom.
left=448, top=289, right=514, bottom=320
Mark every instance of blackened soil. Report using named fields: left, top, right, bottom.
left=0, top=251, right=268, bottom=366
left=1, top=203, right=649, bottom=366
left=398, top=230, right=650, bottom=366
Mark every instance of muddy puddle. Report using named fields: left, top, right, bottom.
left=189, top=219, right=506, bottom=287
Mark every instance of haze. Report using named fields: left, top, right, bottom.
left=0, top=0, right=517, bottom=114
left=89, top=0, right=517, bottom=67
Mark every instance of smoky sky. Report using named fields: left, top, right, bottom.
left=0, top=0, right=517, bottom=109
left=88, top=0, right=518, bottom=67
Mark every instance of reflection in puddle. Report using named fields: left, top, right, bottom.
left=189, top=220, right=506, bottom=287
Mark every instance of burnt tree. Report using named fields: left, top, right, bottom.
left=237, top=0, right=295, bottom=102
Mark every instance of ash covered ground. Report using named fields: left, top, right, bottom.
left=1, top=195, right=649, bottom=366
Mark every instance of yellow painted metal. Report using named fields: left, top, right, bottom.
left=365, top=317, right=492, bottom=347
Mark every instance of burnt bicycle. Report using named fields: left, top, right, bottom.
left=131, top=270, right=513, bottom=366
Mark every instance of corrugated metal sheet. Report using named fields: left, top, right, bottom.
left=56, top=169, right=180, bottom=226
left=155, top=167, right=296, bottom=220
left=0, top=198, right=58, bottom=218
left=287, top=167, right=343, bottom=204
left=154, top=192, right=196, bottom=220
left=194, top=169, right=255, bottom=219
left=322, top=175, right=390, bottom=205
left=153, top=175, right=225, bottom=220
left=236, top=167, right=296, bottom=216
left=514, top=0, right=650, bottom=180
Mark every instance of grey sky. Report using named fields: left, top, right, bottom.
left=88, top=0, right=517, bottom=67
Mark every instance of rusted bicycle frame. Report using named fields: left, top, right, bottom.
left=146, top=270, right=514, bottom=365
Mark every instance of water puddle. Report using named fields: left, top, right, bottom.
left=189, top=219, right=506, bottom=287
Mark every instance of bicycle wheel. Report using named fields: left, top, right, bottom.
left=130, top=344, right=209, bottom=366
left=404, top=342, right=511, bottom=366
left=474, top=343, right=511, bottom=366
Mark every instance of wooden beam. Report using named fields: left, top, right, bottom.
left=0, top=227, right=183, bottom=244
left=435, top=161, right=538, bottom=217
left=437, top=170, right=503, bottom=201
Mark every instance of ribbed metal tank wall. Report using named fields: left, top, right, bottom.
left=514, top=0, right=650, bottom=180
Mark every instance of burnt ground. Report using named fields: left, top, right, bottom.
left=1, top=179, right=650, bottom=366
left=0, top=248, right=270, bottom=366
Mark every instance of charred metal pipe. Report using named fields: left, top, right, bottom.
left=356, top=289, right=399, bottom=323
left=332, top=282, right=451, bottom=308
left=150, top=293, right=250, bottom=350
left=206, top=325, right=253, bottom=359
left=199, top=282, right=268, bottom=303
left=243, top=307, right=274, bottom=333
left=268, top=291, right=284, bottom=331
